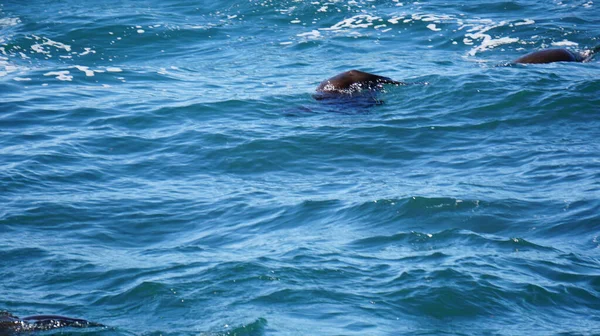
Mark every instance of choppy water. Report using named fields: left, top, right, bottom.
left=1, top=0, right=600, bottom=335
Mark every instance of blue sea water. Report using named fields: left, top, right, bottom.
left=1, top=0, right=600, bottom=335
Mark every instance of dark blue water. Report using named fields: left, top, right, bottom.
left=1, top=0, right=600, bottom=335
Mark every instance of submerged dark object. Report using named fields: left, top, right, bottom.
left=0, top=311, right=103, bottom=334
left=513, top=46, right=599, bottom=64
left=314, top=69, right=404, bottom=100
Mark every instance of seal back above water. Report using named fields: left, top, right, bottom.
left=513, top=48, right=595, bottom=64
left=316, top=69, right=404, bottom=93
left=0, top=311, right=103, bottom=333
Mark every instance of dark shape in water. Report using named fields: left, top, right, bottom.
left=0, top=311, right=103, bottom=334
left=513, top=46, right=600, bottom=64
left=313, top=69, right=404, bottom=101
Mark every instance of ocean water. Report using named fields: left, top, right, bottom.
left=1, top=0, right=600, bottom=335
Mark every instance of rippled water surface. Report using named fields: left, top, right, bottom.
left=1, top=0, right=600, bottom=335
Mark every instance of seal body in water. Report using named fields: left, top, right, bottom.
left=0, top=312, right=103, bottom=333
left=513, top=47, right=599, bottom=64
left=314, top=69, right=403, bottom=100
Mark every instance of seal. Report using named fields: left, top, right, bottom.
left=513, top=46, right=600, bottom=64
left=0, top=311, right=103, bottom=333
left=314, top=69, right=403, bottom=99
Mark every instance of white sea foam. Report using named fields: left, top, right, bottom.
left=297, top=30, right=321, bottom=39
left=322, top=14, right=381, bottom=31
left=0, top=56, right=18, bottom=77
left=31, top=35, right=71, bottom=52
left=462, top=20, right=519, bottom=55
left=552, top=39, right=578, bottom=47
left=74, top=65, right=95, bottom=76
left=467, top=35, right=519, bottom=56
left=514, top=19, right=535, bottom=26
left=360, top=13, right=535, bottom=57
left=412, top=13, right=454, bottom=22
left=44, top=39, right=71, bottom=52
left=426, top=24, right=441, bottom=31
left=31, top=44, right=49, bottom=55
left=106, top=67, right=123, bottom=72
left=388, top=16, right=404, bottom=24
left=0, top=17, right=20, bottom=27
left=44, top=70, right=72, bottom=81
left=80, top=48, right=96, bottom=56
left=29, top=35, right=73, bottom=58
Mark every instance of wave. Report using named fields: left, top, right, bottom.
left=2, top=1, right=599, bottom=335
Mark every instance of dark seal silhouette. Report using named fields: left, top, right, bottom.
left=0, top=311, right=103, bottom=334
left=513, top=46, right=599, bottom=64
left=314, top=69, right=404, bottom=100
